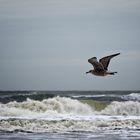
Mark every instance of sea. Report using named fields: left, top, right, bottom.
left=0, top=90, right=140, bottom=140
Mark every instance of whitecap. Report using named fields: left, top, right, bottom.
left=0, top=97, right=93, bottom=119
left=121, top=93, right=140, bottom=101
left=101, top=101, right=140, bottom=116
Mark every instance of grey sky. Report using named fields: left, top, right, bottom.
left=0, top=0, right=140, bottom=90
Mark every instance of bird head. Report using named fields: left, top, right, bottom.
left=86, top=70, right=92, bottom=74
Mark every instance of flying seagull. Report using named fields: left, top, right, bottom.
left=86, top=53, right=120, bottom=76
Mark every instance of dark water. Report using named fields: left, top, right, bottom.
left=0, top=91, right=140, bottom=140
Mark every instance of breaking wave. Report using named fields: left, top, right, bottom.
left=121, top=93, right=140, bottom=101
left=0, top=96, right=140, bottom=133
left=0, top=97, right=140, bottom=118
left=101, top=101, right=140, bottom=116
left=0, top=96, right=93, bottom=118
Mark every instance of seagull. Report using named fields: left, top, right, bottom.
left=86, top=53, right=120, bottom=76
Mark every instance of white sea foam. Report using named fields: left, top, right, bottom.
left=121, top=93, right=140, bottom=101
left=0, top=96, right=93, bottom=119
left=101, top=101, right=140, bottom=116
left=1, top=97, right=140, bottom=119
left=0, top=118, right=140, bottom=133
left=0, top=97, right=140, bottom=133
left=72, top=95, right=105, bottom=98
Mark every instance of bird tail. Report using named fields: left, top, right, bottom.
left=108, top=72, right=117, bottom=75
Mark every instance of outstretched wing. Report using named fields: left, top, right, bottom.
left=88, top=57, right=104, bottom=71
left=99, top=53, right=120, bottom=70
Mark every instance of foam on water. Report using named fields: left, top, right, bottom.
left=72, top=95, right=106, bottom=98
left=0, top=96, right=93, bottom=118
left=101, top=101, right=140, bottom=116
left=0, top=118, right=140, bottom=133
left=1, top=97, right=140, bottom=118
left=0, top=96, right=140, bottom=133
left=121, top=93, right=140, bottom=101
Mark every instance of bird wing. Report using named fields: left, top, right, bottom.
left=99, top=53, right=120, bottom=70
left=88, top=57, right=104, bottom=71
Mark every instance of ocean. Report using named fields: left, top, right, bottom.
left=0, top=91, right=140, bottom=140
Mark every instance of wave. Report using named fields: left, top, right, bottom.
left=0, top=118, right=140, bottom=133
left=0, top=97, right=140, bottom=133
left=77, top=93, right=140, bottom=102
left=101, top=101, right=140, bottom=116
left=0, top=97, right=93, bottom=118
left=72, top=95, right=106, bottom=98
left=72, top=94, right=137, bottom=102
left=0, top=91, right=55, bottom=103
left=0, top=97, right=140, bottom=118
left=1, top=91, right=140, bottom=104
left=121, top=93, right=140, bottom=101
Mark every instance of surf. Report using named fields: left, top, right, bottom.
left=0, top=96, right=140, bottom=133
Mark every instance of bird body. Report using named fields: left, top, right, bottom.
left=86, top=53, right=120, bottom=76
left=88, top=70, right=117, bottom=76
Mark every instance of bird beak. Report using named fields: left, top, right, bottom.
left=86, top=71, right=89, bottom=74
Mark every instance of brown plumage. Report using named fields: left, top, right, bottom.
left=86, top=53, right=120, bottom=76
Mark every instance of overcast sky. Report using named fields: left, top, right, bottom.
left=0, top=0, right=140, bottom=90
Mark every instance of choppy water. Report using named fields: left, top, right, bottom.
left=0, top=91, right=140, bottom=140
